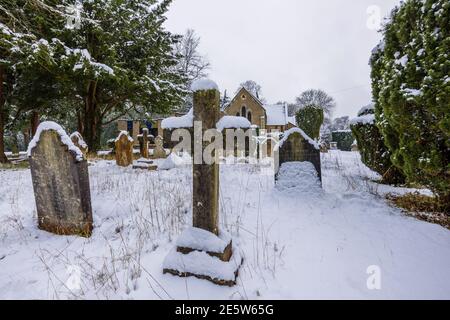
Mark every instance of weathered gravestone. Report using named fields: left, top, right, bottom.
left=163, top=79, right=242, bottom=286
left=153, top=135, right=166, bottom=159
left=28, top=121, right=93, bottom=237
left=70, top=131, right=88, bottom=155
left=276, top=128, right=322, bottom=182
left=115, top=131, right=134, bottom=167
left=138, top=128, right=150, bottom=159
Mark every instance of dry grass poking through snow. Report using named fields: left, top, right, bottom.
left=387, top=193, right=450, bottom=229
left=7, top=160, right=284, bottom=299
left=1, top=152, right=449, bottom=300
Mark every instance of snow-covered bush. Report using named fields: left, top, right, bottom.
left=370, top=0, right=449, bottom=207
left=350, top=104, right=404, bottom=184
left=331, top=130, right=353, bottom=151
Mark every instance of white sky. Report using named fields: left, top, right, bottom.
left=165, top=0, right=400, bottom=118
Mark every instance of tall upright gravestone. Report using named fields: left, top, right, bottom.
left=28, top=121, right=93, bottom=237
left=163, top=79, right=242, bottom=286
left=115, top=131, right=134, bottom=167
left=138, top=128, right=150, bottom=159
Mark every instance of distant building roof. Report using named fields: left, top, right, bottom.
left=263, top=104, right=289, bottom=126
left=287, top=116, right=296, bottom=126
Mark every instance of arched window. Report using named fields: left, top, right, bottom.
left=247, top=111, right=252, bottom=122
left=241, top=106, right=246, bottom=117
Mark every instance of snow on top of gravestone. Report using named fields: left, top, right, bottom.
left=70, top=131, right=88, bottom=148
left=27, top=121, right=84, bottom=161
left=163, top=246, right=241, bottom=282
left=276, top=128, right=319, bottom=151
left=216, top=116, right=251, bottom=132
left=350, top=114, right=375, bottom=126
left=191, top=78, right=219, bottom=92
left=161, top=108, right=194, bottom=129
left=176, top=227, right=232, bottom=253
left=114, top=130, right=134, bottom=142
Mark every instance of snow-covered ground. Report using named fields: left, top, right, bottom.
left=0, top=151, right=449, bottom=299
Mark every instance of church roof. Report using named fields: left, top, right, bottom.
left=263, top=104, right=289, bottom=126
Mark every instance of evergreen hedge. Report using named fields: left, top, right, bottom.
left=331, top=131, right=353, bottom=151
left=295, top=106, right=324, bottom=140
left=350, top=105, right=405, bottom=184
left=370, top=0, right=449, bottom=208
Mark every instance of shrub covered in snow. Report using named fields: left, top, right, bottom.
left=370, top=0, right=449, bottom=206
left=350, top=105, right=404, bottom=184
left=331, top=130, right=353, bottom=152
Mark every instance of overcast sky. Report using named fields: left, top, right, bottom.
left=165, top=0, right=400, bottom=118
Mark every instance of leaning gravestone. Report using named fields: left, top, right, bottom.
left=70, top=131, right=88, bottom=155
left=115, top=131, right=134, bottom=167
left=28, top=121, right=93, bottom=237
left=153, top=135, right=166, bottom=159
left=163, top=79, right=242, bottom=286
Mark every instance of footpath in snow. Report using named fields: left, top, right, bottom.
left=0, top=151, right=449, bottom=299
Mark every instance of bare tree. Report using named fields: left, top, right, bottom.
left=175, top=29, right=210, bottom=86
left=238, top=80, right=264, bottom=101
left=294, top=89, right=336, bottom=117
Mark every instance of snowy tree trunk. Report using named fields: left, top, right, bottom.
left=30, top=111, right=40, bottom=136
left=0, top=65, right=8, bottom=163
left=192, top=86, right=220, bottom=235
left=83, top=81, right=102, bottom=152
left=77, top=109, right=84, bottom=135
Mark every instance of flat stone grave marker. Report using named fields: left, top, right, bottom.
left=132, top=158, right=157, bottom=171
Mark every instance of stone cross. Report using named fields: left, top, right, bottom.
left=192, top=83, right=220, bottom=235
left=138, top=128, right=149, bottom=159
left=162, top=80, right=241, bottom=286
left=28, top=122, right=93, bottom=237
left=115, top=131, right=134, bottom=167
left=153, top=135, right=166, bottom=159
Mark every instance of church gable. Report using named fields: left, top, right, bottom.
left=224, top=87, right=266, bottom=127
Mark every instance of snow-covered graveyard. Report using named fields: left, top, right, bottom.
left=1, top=149, right=449, bottom=299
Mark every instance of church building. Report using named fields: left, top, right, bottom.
left=223, top=87, right=297, bottom=132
